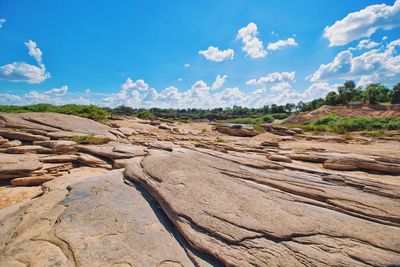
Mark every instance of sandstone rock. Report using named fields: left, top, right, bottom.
left=113, top=144, right=147, bottom=157
left=260, top=140, right=280, bottom=147
left=46, top=131, right=88, bottom=139
left=0, top=154, right=42, bottom=176
left=4, top=145, right=54, bottom=154
left=0, top=137, right=8, bottom=145
left=0, top=129, right=50, bottom=142
left=0, top=171, right=200, bottom=266
left=324, top=157, right=400, bottom=174
left=125, top=148, right=400, bottom=266
left=268, top=154, right=292, bottom=163
left=288, top=153, right=328, bottom=163
left=0, top=186, right=42, bottom=209
left=109, top=128, right=126, bottom=138
left=11, top=176, right=54, bottom=186
left=148, top=142, right=173, bottom=152
left=39, top=154, right=79, bottom=163
left=78, top=144, right=135, bottom=159
left=77, top=153, right=112, bottom=169
left=119, top=127, right=137, bottom=136
left=263, top=125, right=297, bottom=136
left=216, top=125, right=259, bottom=137
left=375, top=156, right=400, bottom=165
left=0, top=140, right=22, bottom=148
left=33, top=140, right=77, bottom=153
left=305, top=135, right=348, bottom=143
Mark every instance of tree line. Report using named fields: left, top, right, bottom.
left=109, top=82, right=400, bottom=120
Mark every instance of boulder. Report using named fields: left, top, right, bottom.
left=119, top=127, right=137, bottom=136
left=263, top=125, right=297, bottom=136
left=288, top=153, right=329, bottom=163
left=0, top=129, right=50, bottom=142
left=215, top=125, right=259, bottom=137
left=77, top=153, right=112, bottom=169
left=113, top=144, right=147, bottom=157
left=39, top=154, right=79, bottom=163
left=78, top=145, right=135, bottom=159
left=324, top=158, right=400, bottom=174
left=0, top=137, right=8, bottom=145
left=260, top=140, right=280, bottom=148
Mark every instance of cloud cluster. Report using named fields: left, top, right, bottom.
left=0, top=18, right=5, bottom=28
left=237, top=22, right=268, bottom=59
left=324, top=0, right=400, bottom=46
left=267, top=38, right=298, bottom=51
left=211, top=75, right=227, bottom=89
left=102, top=76, right=336, bottom=109
left=308, top=39, right=400, bottom=85
left=349, top=39, right=380, bottom=50
left=0, top=40, right=50, bottom=84
left=247, top=71, right=296, bottom=86
left=199, top=46, right=234, bottom=62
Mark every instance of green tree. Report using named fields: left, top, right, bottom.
left=364, top=84, right=390, bottom=104
left=325, top=91, right=339, bottom=106
left=337, top=80, right=362, bottom=104
left=391, top=83, right=400, bottom=104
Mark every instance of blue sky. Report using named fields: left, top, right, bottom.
left=0, top=0, right=399, bottom=108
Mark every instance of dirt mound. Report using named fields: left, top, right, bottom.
left=286, top=104, right=400, bottom=124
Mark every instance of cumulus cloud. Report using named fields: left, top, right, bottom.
left=199, top=46, right=234, bottom=62
left=184, top=63, right=190, bottom=68
left=308, top=39, right=400, bottom=85
left=211, top=74, right=227, bottom=89
left=324, top=0, right=400, bottom=46
left=237, top=22, right=267, bottom=59
left=246, top=71, right=295, bottom=85
left=349, top=39, right=380, bottom=50
left=44, top=85, right=68, bottom=96
left=267, top=38, right=298, bottom=50
left=0, top=40, right=50, bottom=84
left=121, top=77, right=149, bottom=91
left=0, top=18, right=6, bottom=28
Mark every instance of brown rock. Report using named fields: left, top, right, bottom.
left=0, top=154, right=42, bottom=176
left=268, top=154, right=293, bottom=163
left=77, top=153, right=112, bottom=169
left=39, top=154, right=79, bottom=163
left=0, top=140, right=22, bottom=148
left=4, top=145, right=54, bottom=154
left=324, top=157, right=400, bottom=174
left=0, top=129, right=50, bottom=142
left=33, top=140, right=77, bottom=153
left=288, top=153, right=329, bottom=163
left=260, top=140, right=280, bottom=147
left=119, top=127, right=137, bottom=136
left=11, top=176, right=54, bottom=186
left=78, top=144, right=135, bottom=159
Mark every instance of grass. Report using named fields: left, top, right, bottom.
left=288, top=115, right=400, bottom=134
left=215, top=136, right=225, bottom=142
left=0, top=104, right=110, bottom=122
left=66, top=134, right=110, bottom=144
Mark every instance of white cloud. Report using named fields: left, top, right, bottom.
left=85, top=89, right=91, bottom=93
left=267, top=38, right=298, bottom=50
left=199, top=46, right=234, bottom=62
left=382, top=36, right=388, bottom=41
left=45, top=85, right=68, bottom=96
left=323, top=0, right=400, bottom=46
left=308, top=39, right=400, bottom=85
left=246, top=71, right=296, bottom=85
left=121, top=77, right=149, bottom=91
left=0, top=18, right=6, bottom=28
left=184, top=63, right=190, bottom=68
left=211, top=74, right=227, bottom=89
left=237, top=22, right=267, bottom=59
left=0, top=40, right=50, bottom=84
left=178, top=78, right=183, bottom=82
left=349, top=39, right=380, bottom=50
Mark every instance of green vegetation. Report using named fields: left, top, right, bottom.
left=0, top=104, right=110, bottom=122
left=215, top=136, right=225, bottom=142
left=296, top=115, right=400, bottom=133
left=66, top=134, right=110, bottom=145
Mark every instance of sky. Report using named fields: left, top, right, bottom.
left=0, top=0, right=399, bottom=108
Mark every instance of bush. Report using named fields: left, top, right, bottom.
left=66, top=134, right=110, bottom=144
left=271, top=113, right=288, bottom=120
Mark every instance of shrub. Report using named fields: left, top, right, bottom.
left=66, top=134, right=110, bottom=144
left=215, top=136, right=225, bottom=142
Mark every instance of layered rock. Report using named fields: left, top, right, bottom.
left=215, top=125, right=259, bottom=137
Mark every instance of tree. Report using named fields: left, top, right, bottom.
left=364, top=84, right=390, bottom=104
left=285, top=103, right=296, bottom=113
left=325, top=91, right=338, bottom=106
left=391, top=83, right=400, bottom=104
left=337, top=80, right=362, bottom=104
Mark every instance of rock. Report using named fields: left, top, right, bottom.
left=148, top=142, right=173, bottom=152
left=11, top=176, right=54, bottom=186
left=0, top=140, right=22, bottom=148
left=33, top=140, right=77, bottom=153
left=263, top=125, right=297, bottom=136
left=46, top=131, right=88, bottom=139
left=0, top=154, right=42, bottom=176
left=0, top=129, right=50, bottom=142
left=268, top=154, right=292, bottom=163
left=216, top=125, right=259, bottom=137
left=39, top=154, right=79, bottom=163
left=3, top=145, right=54, bottom=154
left=109, top=128, right=126, bottom=138
left=305, top=135, right=348, bottom=143
left=78, top=144, right=135, bottom=159
left=260, top=140, right=280, bottom=147
left=288, top=153, right=329, bottom=163
left=0, top=170, right=199, bottom=266
left=0, top=186, right=42, bottom=209
left=125, top=148, right=400, bottom=266
left=158, top=123, right=172, bottom=130
left=77, top=153, right=112, bottom=169
left=375, top=156, right=400, bottom=165
left=0, top=137, right=8, bottom=145
left=119, top=127, right=137, bottom=136
left=113, top=144, right=147, bottom=157
left=324, top=157, right=400, bottom=174
left=291, top=128, right=304, bottom=134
